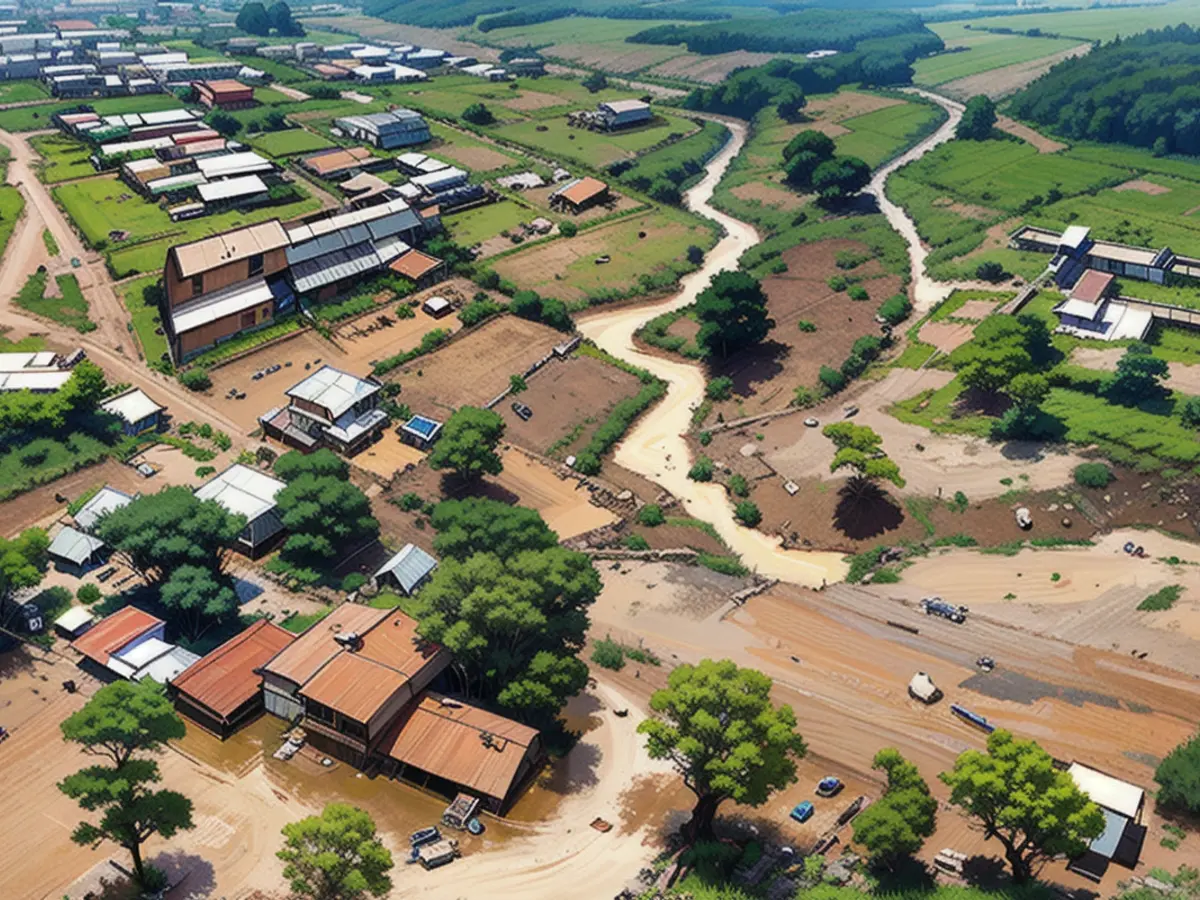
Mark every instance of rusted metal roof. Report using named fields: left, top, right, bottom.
left=261, top=603, right=388, bottom=688
left=302, top=146, right=373, bottom=177
left=171, top=620, right=294, bottom=720
left=299, top=651, right=411, bottom=722
left=71, top=606, right=162, bottom=665
left=380, top=691, right=538, bottom=801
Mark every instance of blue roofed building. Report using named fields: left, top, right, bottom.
left=373, top=543, right=437, bottom=595
left=334, top=108, right=430, bottom=149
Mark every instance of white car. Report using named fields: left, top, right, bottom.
left=804, top=417, right=819, bottom=427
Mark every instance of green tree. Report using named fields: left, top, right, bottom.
left=949, top=314, right=1055, bottom=394
left=705, top=376, right=734, bottom=400
left=734, top=500, right=761, bottom=527
left=58, top=681, right=192, bottom=887
left=813, top=155, right=871, bottom=208
left=776, top=90, right=806, bottom=121
left=206, top=110, right=242, bottom=137
left=638, top=659, right=807, bottom=842
left=582, top=71, right=608, bottom=93
left=430, top=497, right=558, bottom=559
left=0, top=528, right=48, bottom=629
left=694, top=270, right=775, bottom=359
left=278, top=803, right=393, bottom=900
left=95, top=488, right=244, bottom=584
left=1105, top=343, right=1169, bottom=406
left=1179, top=395, right=1200, bottom=427
left=853, top=748, right=936, bottom=867
left=159, top=565, right=239, bottom=641
left=782, top=130, right=835, bottom=189
left=236, top=1, right=270, bottom=35
left=1155, top=733, right=1200, bottom=815
left=823, top=422, right=904, bottom=502
left=940, top=729, right=1105, bottom=883
left=877, top=294, right=912, bottom=326
left=274, top=451, right=379, bottom=569
left=427, top=406, right=506, bottom=481
left=637, top=504, right=665, bottom=527
left=462, top=102, right=494, bottom=125
left=509, top=374, right=527, bottom=394
left=957, top=95, right=997, bottom=140
left=559, top=220, right=578, bottom=238
left=992, top=371, right=1052, bottom=440
left=179, top=369, right=211, bottom=392
left=266, top=1, right=304, bottom=36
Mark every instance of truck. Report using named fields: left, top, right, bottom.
left=920, top=596, right=967, bottom=624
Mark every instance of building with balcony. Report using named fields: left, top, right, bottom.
left=260, top=365, right=388, bottom=456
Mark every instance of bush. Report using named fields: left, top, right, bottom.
left=977, top=261, right=1007, bottom=282
left=878, top=293, right=912, bottom=325
left=623, top=533, right=650, bottom=550
left=179, top=369, right=211, bottom=391
left=194, top=465, right=216, bottom=479
left=706, top=376, right=734, bottom=401
left=341, top=573, right=368, bottom=593
left=1140, top=584, right=1183, bottom=611
left=462, top=102, right=494, bottom=125
left=1157, top=733, right=1200, bottom=814
left=1180, top=395, right=1200, bottom=427
left=395, top=303, right=415, bottom=319
left=458, top=298, right=504, bottom=327
left=687, top=245, right=704, bottom=265
left=76, top=584, right=102, bottom=605
left=847, top=284, right=869, bottom=301
left=1074, top=462, right=1113, bottom=488
left=728, top=473, right=749, bottom=497
left=797, top=319, right=817, bottom=332
left=828, top=274, right=849, bottom=291
left=591, top=637, right=626, bottom=671
left=734, top=500, right=762, bottom=527
left=688, top=456, right=715, bottom=482
left=559, top=220, right=577, bottom=238
left=637, top=504, right=665, bottom=527
left=818, top=365, right=846, bottom=394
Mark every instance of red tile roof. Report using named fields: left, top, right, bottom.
left=171, top=620, right=294, bottom=720
left=380, top=691, right=539, bottom=801
left=71, top=607, right=162, bottom=665
left=1071, top=270, right=1115, bottom=304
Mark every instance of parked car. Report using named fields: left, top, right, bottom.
left=804, top=417, right=819, bottom=427
left=790, top=801, right=814, bottom=823
left=816, top=777, right=844, bottom=798
left=843, top=405, right=859, bottom=418
left=920, top=596, right=967, bottom=624
left=512, top=401, right=533, bottom=421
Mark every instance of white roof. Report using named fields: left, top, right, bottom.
left=602, top=99, right=651, bottom=114
left=141, top=108, right=200, bottom=126
left=1054, top=298, right=1103, bottom=321
left=461, top=63, right=492, bottom=75
left=48, top=526, right=104, bottom=565
left=100, top=136, right=173, bottom=156
left=285, top=197, right=410, bottom=243
left=55, top=606, right=95, bottom=634
left=0, top=370, right=72, bottom=391
left=101, top=388, right=164, bottom=425
left=1068, top=763, right=1144, bottom=819
left=411, top=167, right=467, bottom=189
left=423, top=296, right=450, bottom=312
left=170, top=277, right=274, bottom=335
left=195, top=151, right=272, bottom=179
left=387, top=64, right=426, bottom=80
left=74, top=486, right=135, bottom=532
left=195, top=463, right=286, bottom=522
left=286, top=365, right=379, bottom=419
left=0, top=351, right=58, bottom=372
left=136, top=645, right=201, bottom=684
left=1060, top=225, right=1091, bottom=250
left=197, top=174, right=268, bottom=202
left=109, top=637, right=199, bottom=683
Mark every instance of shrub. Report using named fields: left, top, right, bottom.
left=734, top=500, right=762, bottom=527
left=818, top=365, right=846, bottom=394
left=179, top=369, right=211, bottom=391
left=705, top=376, right=734, bottom=401
left=76, top=584, right=102, bottom=605
left=194, top=465, right=216, bottom=479
left=637, top=504, right=665, bottom=527
left=793, top=385, right=815, bottom=406
left=688, top=456, right=715, bottom=482
left=341, top=573, right=368, bottom=593
left=878, top=293, right=912, bottom=325
left=623, top=533, right=650, bottom=550
left=559, top=220, right=577, bottom=238
left=828, top=275, right=849, bottom=292
left=687, top=245, right=704, bottom=265
left=836, top=249, right=870, bottom=270
left=591, top=637, right=625, bottom=670
left=728, top=473, right=749, bottom=497
left=697, top=553, right=749, bottom=576
left=797, top=320, right=816, bottom=333
left=398, top=492, right=423, bottom=510
left=1140, top=584, right=1183, bottom=611
left=1180, top=395, right=1200, bottom=427
left=699, top=430, right=712, bottom=446
left=395, top=303, right=416, bottom=319
left=462, top=102, right=494, bottom=125
left=847, top=284, right=869, bottom=301
left=976, top=261, right=1007, bottom=282
left=1074, top=462, right=1113, bottom=488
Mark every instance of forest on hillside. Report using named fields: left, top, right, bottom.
left=627, top=9, right=939, bottom=56
left=1009, top=25, right=1200, bottom=155
left=363, top=0, right=736, bottom=29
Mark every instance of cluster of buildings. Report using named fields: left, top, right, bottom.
left=1010, top=224, right=1200, bottom=341
left=0, top=348, right=86, bottom=392
left=568, top=99, right=653, bottom=132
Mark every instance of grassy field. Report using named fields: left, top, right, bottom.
left=493, top=112, right=699, bottom=168
left=938, top=0, right=1200, bottom=42
left=0, top=93, right=185, bottom=132
left=30, top=133, right=95, bottom=183
left=119, top=275, right=171, bottom=369
left=834, top=102, right=946, bottom=167
left=247, top=128, right=336, bottom=157
left=54, top=175, right=323, bottom=274
left=0, top=80, right=50, bottom=103
left=14, top=271, right=94, bottom=333
left=914, top=26, right=1083, bottom=85
left=445, top=200, right=538, bottom=246
left=0, top=183, right=24, bottom=263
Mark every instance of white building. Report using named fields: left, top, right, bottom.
left=195, top=464, right=288, bottom=555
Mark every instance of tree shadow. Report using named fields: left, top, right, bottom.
left=956, top=386, right=1011, bottom=418
left=439, top=473, right=520, bottom=506
left=536, top=739, right=602, bottom=795
left=149, top=850, right=215, bottom=900
left=961, top=854, right=1010, bottom=888
left=833, top=483, right=904, bottom=540
left=708, top=340, right=789, bottom=399
left=870, top=856, right=937, bottom=892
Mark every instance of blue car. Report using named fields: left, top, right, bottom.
left=790, top=801, right=814, bottom=823
left=816, top=777, right=844, bottom=798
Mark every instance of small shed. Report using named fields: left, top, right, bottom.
left=908, top=672, right=942, bottom=704
left=54, top=606, right=96, bottom=639
left=374, top=543, right=438, bottom=595
left=48, top=526, right=106, bottom=571
left=400, top=414, right=442, bottom=450
left=1067, top=762, right=1148, bottom=881
left=101, top=387, right=165, bottom=435
left=422, top=296, right=451, bottom=318
left=73, top=486, right=135, bottom=532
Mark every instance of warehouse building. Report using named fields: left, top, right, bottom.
left=194, top=78, right=255, bottom=110
left=597, top=99, right=651, bottom=130
left=334, top=108, right=430, bottom=149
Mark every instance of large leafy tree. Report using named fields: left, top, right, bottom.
left=823, top=422, right=905, bottom=502
left=694, top=270, right=775, bottom=359
left=94, top=487, right=245, bottom=584
left=853, top=748, right=937, bottom=867
left=426, top=406, right=506, bottom=482
left=274, top=450, right=379, bottom=569
left=949, top=314, right=1056, bottom=394
left=279, top=804, right=393, bottom=900
left=235, top=1, right=270, bottom=35
left=0, top=527, right=49, bottom=627
left=58, top=681, right=193, bottom=888
left=0, top=360, right=108, bottom=432
left=60, top=680, right=185, bottom=769
left=782, top=130, right=835, bottom=188
left=1105, top=343, right=1169, bottom=406
left=1155, top=732, right=1200, bottom=815
left=940, top=729, right=1105, bottom=883
left=813, top=155, right=870, bottom=208
left=160, top=565, right=239, bottom=641
left=992, top=372, right=1052, bottom=440
left=409, top=498, right=599, bottom=727
left=638, top=659, right=807, bottom=842
left=956, top=94, right=997, bottom=140
left=266, top=1, right=304, bottom=36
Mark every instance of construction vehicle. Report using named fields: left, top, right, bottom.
left=920, top=596, right=967, bottom=624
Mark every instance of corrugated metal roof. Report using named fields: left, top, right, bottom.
left=380, top=691, right=538, bottom=801
left=1069, top=763, right=1144, bottom=819
left=169, top=276, right=274, bottom=334
left=299, top=651, right=411, bottom=722
left=74, top=486, right=135, bottom=532
left=0, top=370, right=72, bottom=391
left=291, top=241, right=380, bottom=293
left=197, top=174, right=267, bottom=202
left=195, top=463, right=285, bottom=523
left=71, top=606, right=163, bottom=665
left=390, top=249, right=442, bottom=281
left=48, top=525, right=104, bottom=566
left=374, top=543, right=437, bottom=594
left=285, top=364, right=379, bottom=418
left=195, top=150, right=272, bottom=180
left=262, top=604, right=390, bottom=687
left=557, top=176, right=608, bottom=207
left=171, top=619, right=294, bottom=719
left=171, top=220, right=288, bottom=279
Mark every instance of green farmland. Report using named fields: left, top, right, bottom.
left=247, top=128, right=336, bottom=157
left=914, top=26, right=1084, bottom=85
left=0, top=80, right=50, bottom=103
left=30, top=134, right=95, bottom=183
left=935, top=0, right=1200, bottom=43
left=446, top=200, right=540, bottom=247
left=0, top=93, right=185, bottom=132
left=493, top=113, right=699, bottom=168
left=833, top=102, right=946, bottom=167
left=120, top=275, right=171, bottom=369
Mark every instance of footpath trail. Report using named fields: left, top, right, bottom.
left=579, top=99, right=966, bottom=586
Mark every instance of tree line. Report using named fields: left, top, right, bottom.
left=1008, top=25, right=1200, bottom=155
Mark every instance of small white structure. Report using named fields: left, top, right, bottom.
left=1066, top=762, right=1147, bottom=881
left=195, top=464, right=287, bottom=555
left=908, top=671, right=942, bottom=704
left=73, top=486, right=135, bottom=532
left=108, top=637, right=200, bottom=683
left=422, top=296, right=451, bottom=317
left=54, top=606, right=96, bottom=639
left=101, top=387, right=165, bottom=435
left=47, top=526, right=106, bottom=570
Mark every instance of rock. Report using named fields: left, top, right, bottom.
left=617, top=489, right=633, bottom=501
left=1104, top=494, right=1112, bottom=503
left=1064, top=503, right=1075, bottom=510
left=740, top=443, right=758, bottom=457
left=1142, top=482, right=1153, bottom=489
left=1062, top=517, right=1072, bottom=528
left=1048, top=503, right=1059, bottom=512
